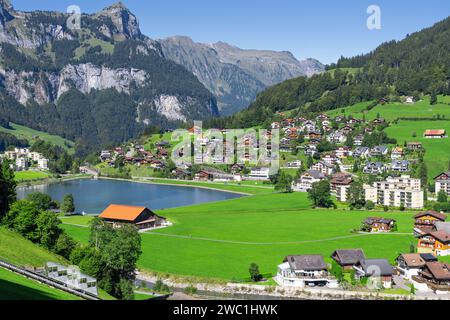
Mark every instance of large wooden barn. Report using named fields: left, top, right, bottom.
left=99, top=204, right=168, bottom=230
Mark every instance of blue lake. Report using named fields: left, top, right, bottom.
left=17, top=179, right=243, bottom=213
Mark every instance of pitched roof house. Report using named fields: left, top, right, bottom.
left=424, top=129, right=446, bottom=139
left=391, top=147, right=404, bottom=159
left=293, top=169, right=326, bottom=192
left=363, top=161, right=386, bottom=175
left=434, top=171, right=450, bottom=197
left=276, top=255, right=338, bottom=289
left=417, top=231, right=450, bottom=257
left=407, top=142, right=422, bottom=150
left=330, top=173, right=353, bottom=202
left=414, top=211, right=447, bottom=236
left=353, top=258, right=394, bottom=288
left=362, top=217, right=396, bottom=233
left=331, top=249, right=365, bottom=269
left=396, top=253, right=426, bottom=280
left=370, top=145, right=389, bottom=157
left=99, top=204, right=168, bottom=230
left=353, top=147, right=370, bottom=158
left=391, top=160, right=409, bottom=172
left=311, top=161, right=334, bottom=176
left=413, top=262, right=450, bottom=293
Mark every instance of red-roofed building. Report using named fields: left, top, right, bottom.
left=99, top=204, right=168, bottom=230
left=424, top=129, right=446, bottom=139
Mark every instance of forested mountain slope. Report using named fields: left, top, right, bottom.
left=0, top=1, right=218, bottom=156
left=214, top=16, right=450, bottom=128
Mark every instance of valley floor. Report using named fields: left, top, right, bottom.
left=61, top=191, right=443, bottom=284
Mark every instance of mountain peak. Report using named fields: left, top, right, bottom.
left=0, top=0, right=13, bottom=11
left=101, top=2, right=128, bottom=11
left=0, top=0, right=14, bottom=12
left=96, top=1, right=141, bottom=39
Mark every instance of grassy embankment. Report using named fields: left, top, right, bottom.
left=0, top=227, right=115, bottom=300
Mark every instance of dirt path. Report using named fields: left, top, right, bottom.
left=143, top=231, right=412, bottom=245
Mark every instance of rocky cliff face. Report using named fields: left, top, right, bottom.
left=0, top=1, right=218, bottom=152
left=93, top=2, right=142, bottom=41
left=160, top=36, right=324, bottom=115
left=0, top=0, right=324, bottom=153
left=1, top=64, right=149, bottom=105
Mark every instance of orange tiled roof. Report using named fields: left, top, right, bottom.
left=424, top=129, right=446, bottom=136
left=99, top=204, right=147, bottom=221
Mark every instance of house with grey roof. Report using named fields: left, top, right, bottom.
left=370, top=145, right=389, bottom=157
left=276, top=255, right=338, bottom=288
left=354, top=134, right=364, bottom=146
left=362, top=217, right=396, bottom=232
left=353, top=258, right=394, bottom=288
left=434, top=222, right=450, bottom=234
left=363, top=161, right=386, bottom=175
left=353, top=147, right=370, bottom=158
left=331, top=249, right=365, bottom=270
left=391, top=160, right=410, bottom=172
left=293, top=169, right=326, bottom=192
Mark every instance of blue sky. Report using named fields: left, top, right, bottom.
left=11, top=0, right=450, bottom=64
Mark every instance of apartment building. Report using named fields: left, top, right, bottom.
left=364, top=175, right=424, bottom=209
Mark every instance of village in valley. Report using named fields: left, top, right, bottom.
left=1, top=1, right=450, bottom=303
left=68, top=95, right=450, bottom=298
left=2, top=95, right=450, bottom=299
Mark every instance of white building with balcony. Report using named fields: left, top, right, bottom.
left=364, top=175, right=423, bottom=209
left=276, top=255, right=338, bottom=288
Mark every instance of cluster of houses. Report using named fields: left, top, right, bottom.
left=0, top=147, right=49, bottom=171
left=276, top=211, right=450, bottom=294
left=276, top=250, right=395, bottom=290
left=270, top=112, right=436, bottom=209
left=99, top=141, right=170, bottom=170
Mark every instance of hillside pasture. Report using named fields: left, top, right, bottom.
left=326, top=96, right=450, bottom=121
left=384, top=120, right=450, bottom=181
left=0, top=267, right=80, bottom=300
left=0, top=123, right=74, bottom=152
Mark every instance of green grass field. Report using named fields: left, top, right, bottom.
left=146, top=178, right=274, bottom=195
left=0, top=267, right=80, bottom=300
left=0, top=123, right=74, bottom=152
left=61, top=192, right=423, bottom=281
left=14, top=170, right=51, bottom=182
left=326, top=95, right=450, bottom=121
left=384, top=120, right=450, bottom=182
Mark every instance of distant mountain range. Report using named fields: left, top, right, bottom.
left=219, top=15, right=450, bottom=128
left=0, top=0, right=323, bottom=155
left=160, top=36, right=324, bottom=115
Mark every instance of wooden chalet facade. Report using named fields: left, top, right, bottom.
left=417, top=231, right=450, bottom=257
left=362, top=217, right=396, bottom=233
left=413, top=211, right=447, bottom=236
left=435, top=171, right=450, bottom=197
left=99, top=204, right=168, bottom=230
left=412, top=262, right=450, bottom=294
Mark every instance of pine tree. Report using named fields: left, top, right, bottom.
left=0, top=160, right=16, bottom=219
left=430, top=92, right=437, bottom=105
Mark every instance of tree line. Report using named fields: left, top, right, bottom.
left=0, top=162, right=142, bottom=299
